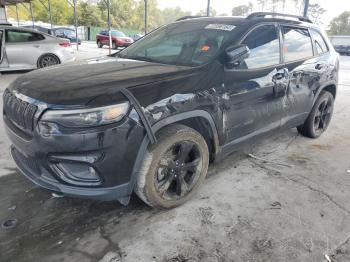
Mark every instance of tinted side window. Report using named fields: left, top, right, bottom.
left=6, top=30, right=44, bottom=43
left=310, top=29, right=329, bottom=55
left=54, top=29, right=64, bottom=36
left=283, top=27, right=313, bottom=62
left=239, top=25, right=280, bottom=69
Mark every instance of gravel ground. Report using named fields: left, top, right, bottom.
left=0, top=46, right=350, bottom=262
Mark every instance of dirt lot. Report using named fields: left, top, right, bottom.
left=0, top=48, right=350, bottom=262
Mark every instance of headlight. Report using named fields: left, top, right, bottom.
left=40, top=102, right=129, bottom=128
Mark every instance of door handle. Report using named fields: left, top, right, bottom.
left=33, top=45, right=40, bottom=48
left=315, top=63, right=325, bottom=70
left=272, top=68, right=289, bottom=97
left=272, top=68, right=288, bottom=81
left=272, top=72, right=285, bottom=80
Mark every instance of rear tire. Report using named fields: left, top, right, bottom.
left=38, top=54, right=60, bottom=68
left=97, top=40, right=103, bottom=48
left=297, top=91, right=334, bottom=138
left=135, top=124, right=209, bottom=209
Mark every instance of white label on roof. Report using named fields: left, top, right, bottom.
left=205, top=24, right=236, bottom=31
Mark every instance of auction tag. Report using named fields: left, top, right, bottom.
left=205, top=24, right=236, bottom=31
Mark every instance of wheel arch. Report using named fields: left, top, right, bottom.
left=151, top=110, right=220, bottom=160
left=322, top=84, right=337, bottom=98
left=124, top=110, right=219, bottom=204
left=313, top=82, right=337, bottom=106
left=37, top=53, right=61, bottom=68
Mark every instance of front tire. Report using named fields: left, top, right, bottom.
left=297, top=91, right=334, bottom=138
left=135, top=124, right=209, bottom=209
left=97, top=40, right=103, bottom=48
left=112, top=42, right=117, bottom=50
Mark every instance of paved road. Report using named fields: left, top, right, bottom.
left=0, top=52, right=350, bottom=262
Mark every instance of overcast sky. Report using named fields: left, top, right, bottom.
left=158, top=0, right=348, bottom=28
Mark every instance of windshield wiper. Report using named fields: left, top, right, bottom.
left=126, top=56, right=160, bottom=63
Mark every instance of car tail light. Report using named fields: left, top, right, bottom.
left=59, top=42, right=71, bottom=47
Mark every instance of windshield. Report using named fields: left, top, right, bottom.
left=118, top=22, right=233, bottom=66
left=112, top=31, right=126, bottom=37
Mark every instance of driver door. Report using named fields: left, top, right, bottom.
left=222, top=24, right=289, bottom=144
left=0, top=29, right=9, bottom=70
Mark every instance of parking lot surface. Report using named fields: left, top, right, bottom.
left=1, top=47, right=350, bottom=261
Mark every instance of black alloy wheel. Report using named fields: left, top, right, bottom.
left=135, top=124, right=209, bottom=208
left=155, top=141, right=202, bottom=200
left=313, top=96, right=333, bottom=136
left=297, top=91, right=334, bottom=138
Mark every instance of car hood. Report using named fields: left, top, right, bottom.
left=9, top=57, right=199, bottom=106
left=119, top=37, right=133, bottom=41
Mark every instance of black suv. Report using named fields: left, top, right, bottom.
left=3, top=13, right=339, bottom=208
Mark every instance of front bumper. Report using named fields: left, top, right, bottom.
left=4, top=111, right=145, bottom=201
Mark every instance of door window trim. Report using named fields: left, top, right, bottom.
left=309, top=28, right=330, bottom=57
left=234, top=22, right=283, bottom=71
left=5, top=29, right=45, bottom=43
left=280, top=24, right=315, bottom=64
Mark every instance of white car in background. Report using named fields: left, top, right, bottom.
left=0, top=26, right=75, bottom=71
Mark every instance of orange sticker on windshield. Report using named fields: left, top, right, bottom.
left=201, top=45, right=210, bottom=52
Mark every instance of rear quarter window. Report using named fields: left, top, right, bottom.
left=310, top=29, right=329, bottom=55
left=282, top=27, right=313, bottom=62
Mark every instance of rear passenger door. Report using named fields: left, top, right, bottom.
left=309, top=29, right=333, bottom=87
left=280, top=26, right=321, bottom=127
left=223, top=24, right=289, bottom=144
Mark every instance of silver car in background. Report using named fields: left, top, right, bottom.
left=0, top=26, right=75, bottom=71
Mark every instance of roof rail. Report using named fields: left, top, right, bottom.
left=246, top=12, right=312, bottom=23
left=176, top=16, right=207, bottom=21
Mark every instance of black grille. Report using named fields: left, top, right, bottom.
left=3, top=89, right=38, bottom=132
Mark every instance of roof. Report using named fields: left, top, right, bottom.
left=176, top=16, right=246, bottom=24
left=174, top=16, right=323, bottom=35
left=0, top=25, right=39, bottom=33
left=0, top=0, right=31, bottom=6
left=175, top=12, right=314, bottom=28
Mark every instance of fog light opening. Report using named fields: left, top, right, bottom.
left=53, top=162, right=101, bottom=186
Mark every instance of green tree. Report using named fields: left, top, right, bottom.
left=257, top=0, right=267, bottom=11
left=196, top=7, right=216, bottom=17
left=76, top=2, right=103, bottom=26
left=98, top=0, right=136, bottom=28
left=158, top=6, right=191, bottom=25
left=328, top=11, right=350, bottom=35
left=131, top=0, right=160, bottom=31
left=33, top=0, right=73, bottom=25
left=7, top=0, right=73, bottom=25
left=231, top=3, right=253, bottom=16
left=308, top=3, right=326, bottom=24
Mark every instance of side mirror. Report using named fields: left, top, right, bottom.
left=225, top=44, right=250, bottom=68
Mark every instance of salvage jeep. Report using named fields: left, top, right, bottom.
left=3, top=13, right=339, bottom=208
